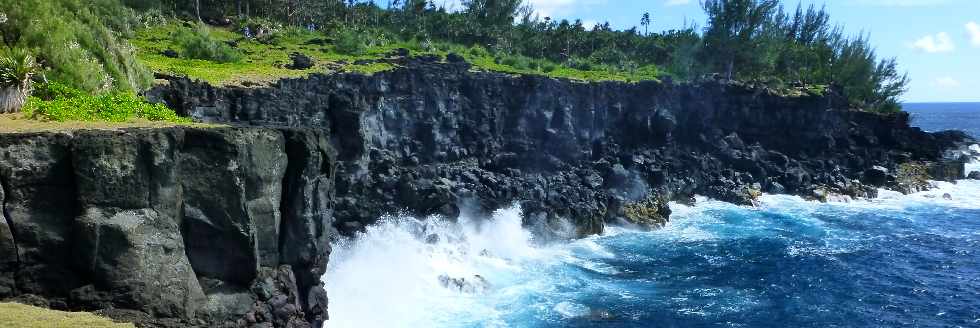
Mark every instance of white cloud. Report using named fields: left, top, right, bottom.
left=967, top=22, right=980, bottom=47
left=933, top=77, right=961, bottom=88
left=665, top=0, right=691, bottom=6
left=910, top=32, right=955, bottom=53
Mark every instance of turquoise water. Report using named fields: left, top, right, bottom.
left=325, top=178, right=980, bottom=327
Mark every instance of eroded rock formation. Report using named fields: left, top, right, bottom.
left=0, top=127, right=334, bottom=327
left=151, top=60, right=970, bottom=237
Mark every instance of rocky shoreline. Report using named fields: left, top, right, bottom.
left=153, top=59, right=972, bottom=234
left=1, top=61, right=974, bottom=327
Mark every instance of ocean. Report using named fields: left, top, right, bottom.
left=324, top=104, right=980, bottom=328
left=905, top=102, right=980, bottom=138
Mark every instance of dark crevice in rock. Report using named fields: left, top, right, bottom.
left=0, top=173, right=19, bottom=297
left=277, top=132, right=300, bottom=301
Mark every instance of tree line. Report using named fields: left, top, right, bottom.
left=2, top=0, right=908, bottom=112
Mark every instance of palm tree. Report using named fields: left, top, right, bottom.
left=641, top=12, right=650, bottom=36
left=0, top=52, right=36, bottom=113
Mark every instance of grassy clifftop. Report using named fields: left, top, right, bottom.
left=0, top=303, right=133, bottom=328
left=130, top=22, right=661, bottom=86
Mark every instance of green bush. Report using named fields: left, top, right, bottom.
left=23, top=82, right=188, bottom=123
left=335, top=29, right=366, bottom=55
left=468, top=45, right=490, bottom=58
left=30, top=81, right=84, bottom=100
left=566, top=57, right=593, bottom=71
left=0, top=0, right=150, bottom=92
left=173, top=24, right=242, bottom=63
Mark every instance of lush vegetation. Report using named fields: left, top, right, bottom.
left=118, top=0, right=906, bottom=112
left=23, top=82, right=189, bottom=123
left=0, top=0, right=151, bottom=93
left=0, top=0, right=188, bottom=124
left=0, top=0, right=910, bottom=115
left=0, top=49, right=36, bottom=88
left=129, top=19, right=660, bottom=85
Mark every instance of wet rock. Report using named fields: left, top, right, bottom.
left=437, top=274, right=491, bottom=294
left=619, top=196, right=671, bottom=229
left=863, top=165, right=890, bottom=187
left=968, top=171, right=980, bottom=180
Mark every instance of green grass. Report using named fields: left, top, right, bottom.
left=0, top=302, right=133, bottom=328
left=130, top=23, right=661, bottom=85
left=131, top=24, right=412, bottom=85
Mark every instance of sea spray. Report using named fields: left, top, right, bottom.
left=325, top=179, right=980, bottom=328
left=324, top=206, right=572, bottom=327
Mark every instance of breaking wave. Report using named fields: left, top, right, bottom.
left=325, top=160, right=980, bottom=327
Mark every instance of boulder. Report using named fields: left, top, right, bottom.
left=74, top=208, right=206, bottom=318
left=968, top=171, right=980, bottom=180
left=863, top=165, right=890, bottom=187
left=288, top=52, right=314, bottom=70
left=618, top=195, right=671, bottom=229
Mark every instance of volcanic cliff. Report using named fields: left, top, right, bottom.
left=0, top=60, right=970, bottom=327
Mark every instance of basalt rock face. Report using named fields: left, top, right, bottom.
left=0, top=127, right=335, bottom=327
left=150, top=61, right=968, bottom=237
left=0, top=62, right=970, bottom=327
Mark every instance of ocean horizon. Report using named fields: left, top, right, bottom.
left=904, top=102, right=980, bottom=138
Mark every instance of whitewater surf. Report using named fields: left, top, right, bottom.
left=325, top=162, right=980, bottom=328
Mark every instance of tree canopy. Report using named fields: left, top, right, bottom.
left=0, top=0, right=909, bottom=112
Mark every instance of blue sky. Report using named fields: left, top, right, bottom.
left=508, top=0, right=980, bottom=102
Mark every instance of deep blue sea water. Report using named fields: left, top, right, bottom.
left=905, top=102, right=980, bottom=138
left=325, top=104, right=980, bottom=328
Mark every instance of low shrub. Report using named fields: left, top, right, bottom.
left=173, top=24, right=242, bottom=63
left=334, top=29, right=365, bottom=55
left=468, top=45, right=490, bottom=58
left=566, top=57, right=593, bottom=71
left=541, top=63, right=557, bottom=73
left=23, top=83, right=188, bottom=123
left=30, top=81, right=84, bottom=99
left=500, top=56, right=518, bottom=67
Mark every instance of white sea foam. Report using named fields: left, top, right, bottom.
left=325, top=205, right=571, bottom=327
left=324, top=166, right=980, bottom=327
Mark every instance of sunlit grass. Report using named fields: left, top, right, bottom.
left=130, top=23, right=661, bottom=85
left=0, top=302, right=134, bottom=328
